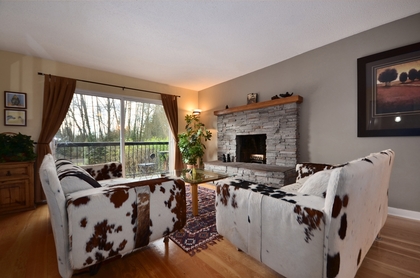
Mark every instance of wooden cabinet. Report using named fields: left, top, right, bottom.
left=0, top=161, right=35, bottom=214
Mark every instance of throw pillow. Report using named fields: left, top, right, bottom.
left=296, top=163, right=336, bottom=181
left=297, top=169, right=333, bottom=198
left=55, top=159, right=102, bottom=195
left=82, top=162, right=123, bottom=181
left=296, top=162, right=347, bottom=181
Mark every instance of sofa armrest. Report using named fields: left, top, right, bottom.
left=216, top=181, right=326, bottom=277
left=66, top=185, right=139, bottom=270
left=147, top=178, right=187, bottom=241
left=65, top=177, right=186, bottom=270
left=261, top=191, right=326, bottom=277
left=97, top=177, right=187, bottom=239
left=322, top=150, right=395, bottom=278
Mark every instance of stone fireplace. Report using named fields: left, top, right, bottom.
left=204, top=96, right=302, bottom=187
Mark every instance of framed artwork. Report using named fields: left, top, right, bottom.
left=357, top=42, right=420, bottom=137
left=4, top=91, right=27, bottom=109
left=247, top=93, right=258, bottom=104
left=4, top=109, right=27, bottom=126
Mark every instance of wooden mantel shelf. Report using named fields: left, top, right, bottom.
left=214, top=95, right=303, bottom=116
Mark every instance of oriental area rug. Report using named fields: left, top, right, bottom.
left=169, top=184, right=223, bottom=256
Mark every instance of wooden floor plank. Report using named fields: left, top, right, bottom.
left=1, top=201, right=419, bottom=277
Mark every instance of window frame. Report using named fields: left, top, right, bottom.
left=53, top=88, right=172, bottom=177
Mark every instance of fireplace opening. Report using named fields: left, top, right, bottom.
left=236, top=134, right=266, bottom=164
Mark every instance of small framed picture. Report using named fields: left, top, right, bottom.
left=247, top=93, right=258, bottom=104
left=4, top=109, right=27, bottom=126
left=4, top=91, right=27, bottom=109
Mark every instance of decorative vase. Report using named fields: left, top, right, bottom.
left=192, top=167, right=196, bottom=179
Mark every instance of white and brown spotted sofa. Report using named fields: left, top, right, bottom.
left=39, top=154, right=186, bottom=278
left=215, top=149, right=395, bottom=278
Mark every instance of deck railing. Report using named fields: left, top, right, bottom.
left=55, top=141, right=169, bottom=178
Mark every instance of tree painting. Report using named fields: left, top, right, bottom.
left=375, top=59, right=420, bottom=115
left=377, top=68, right=398, bottom=86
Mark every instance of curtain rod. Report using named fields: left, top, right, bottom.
left=37, top=72, right=181, bottom=98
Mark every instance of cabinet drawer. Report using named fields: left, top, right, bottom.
left=0, top=161, right=34, bottom=214
left=0, top=164, right=29, bottom=178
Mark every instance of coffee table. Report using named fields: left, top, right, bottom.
left=100, top=170, right=228, bottom=217
left=172, top=169, right=228, bottom=216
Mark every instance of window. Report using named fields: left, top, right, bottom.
left=54, top=90, right=170, bottom=178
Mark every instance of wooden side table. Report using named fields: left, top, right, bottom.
left=0, top=161, right=35, bottom=215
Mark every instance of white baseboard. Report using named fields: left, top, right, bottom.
left=388, top=207, right=420, bottom=221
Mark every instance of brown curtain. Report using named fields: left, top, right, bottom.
left=35, top=75, right=76, bottom=203
left=161, top=94, right=184, bottom=170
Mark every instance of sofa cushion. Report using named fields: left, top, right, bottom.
left=55, top=159, right=102, bottom=195
left=280, top=181, right=304, bottom=193
left=297, top=169, right=333, bottom=198
left=81, top=162, right=122, bottom=181
left=296, top=163, right=335, bottom=181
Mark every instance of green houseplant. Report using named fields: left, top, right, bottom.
left=178, top=114, right=212, bottom=168
left=0, top=132, right=36, bottom=163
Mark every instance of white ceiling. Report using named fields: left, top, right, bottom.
left=1, top=1, right=420, bottom=91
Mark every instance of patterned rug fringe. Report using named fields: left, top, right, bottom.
left=187, top=235, right=223, bottom=256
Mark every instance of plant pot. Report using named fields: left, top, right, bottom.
left=186, top=164, right=197, bottom=169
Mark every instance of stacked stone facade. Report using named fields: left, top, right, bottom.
left=204, top=102, right=300, bottom=188
left=216, top=102, right=299, bottom=167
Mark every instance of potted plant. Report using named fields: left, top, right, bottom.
left=178, top=114, right=212, bottom=168
left=0, top=132, right=36, bottom=163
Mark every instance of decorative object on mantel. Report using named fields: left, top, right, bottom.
left=0, top=132, right=36, bottom=163
left=225, top=105, right=229, bottom=109
left=271, top=92, right=294, bottom=99
left=247, top=93, right=258, bottom=104
left=279, top=92, right=294, bottom=98
left=227, top=154, right=231, bottom=162
left=178, top=114, right=212, bottom=168
left=222, top=154, right=226, bottom=162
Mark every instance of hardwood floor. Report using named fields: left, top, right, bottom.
left=1, top=186, right=419, bottom=277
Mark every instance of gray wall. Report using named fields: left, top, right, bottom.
left=199, top=13, right=420, bottom=212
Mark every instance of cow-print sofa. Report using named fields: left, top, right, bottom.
left=39, top=154, right=186, bottom=278
left=215, top=149, right=395, bottom=278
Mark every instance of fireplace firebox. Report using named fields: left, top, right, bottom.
left=236, top=134, right=266, bottom=164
